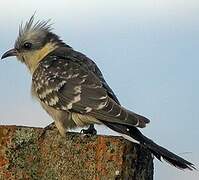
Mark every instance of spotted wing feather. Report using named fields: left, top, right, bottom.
left=32, top=55, right=149, bottom=128
left=48, top=47, right=120, bottom=105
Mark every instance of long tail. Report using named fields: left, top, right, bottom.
left=102, top=121, right=195, bottom=170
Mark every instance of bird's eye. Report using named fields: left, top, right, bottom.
left=23, top=42, right=32, bottom=50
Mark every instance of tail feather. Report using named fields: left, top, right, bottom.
left=102, top=121, right=195, bottom=170
left=143, top=136, right=195, bottom=170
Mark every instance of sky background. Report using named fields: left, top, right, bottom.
left=0, top=0, right=198, bottom=179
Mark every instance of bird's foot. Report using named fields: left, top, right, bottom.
left=80, top=124, right=97, bottom=135
left=38, top=122, right=56, bottom=140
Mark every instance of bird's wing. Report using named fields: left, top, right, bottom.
left=53, top=47, right=121, bottom=104
left=32, top=55, right=149, bottom=128
left=79, top=55, right=120, bottom=104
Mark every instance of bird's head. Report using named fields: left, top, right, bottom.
left=1, top=15, right=63, bottom=73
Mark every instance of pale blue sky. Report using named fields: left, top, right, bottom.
left=0, top=0, right=198, bottom=179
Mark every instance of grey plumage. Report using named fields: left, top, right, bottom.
left=1, top=16, right=195, bottom=170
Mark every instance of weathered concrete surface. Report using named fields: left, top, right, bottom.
left=0, top=125, right=153, bottom=180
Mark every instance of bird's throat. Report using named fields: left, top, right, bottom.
left=23, top=42, right=58, bottom=73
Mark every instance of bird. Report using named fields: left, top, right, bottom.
left=1, top=15, right=195, bottom=170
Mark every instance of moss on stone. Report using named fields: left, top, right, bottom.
left=5, top=128, right=41, bottom=179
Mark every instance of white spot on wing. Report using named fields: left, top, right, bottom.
left=85, top=107, right=92, bottom=112
left=82, top=74, right=88, bottom=78
left=96, top=100, right=107, bottom=110
left=35, top=83, right=42, bottom=91
left=99, top=95, right=107, bottom=100
left=74, top=85, right=81, bottom=94
left=89, top=83, right=102, bottom=89
left=71, top=73, right=79, bottom=78
left=44, top=100, right=49, bottom=105
left=115, top=108, right=122, bottom=117
left=38, top=80, right=66, bottom=100
left=79, top=78, right=86, bottom=83
left=64, top=62, right=68, bottom=66
left=39, top=89, right=53, bottom=99
left=55, top=80, right=66, bottom=91
left=49, top=96, right=59, bottom=106
left=65, top=74, right=72, bottom=79
left=73, top=94, right=81, bottom=102
left=61, top=105, right=67, bottom=110
left=67, top=103, right=73, bottom=109
left=66, top=94, right=81, bottom=110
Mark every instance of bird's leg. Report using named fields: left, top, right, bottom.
left=80, top=124, right=97, bottom=135
left=39, top=122, right=56, bottom=139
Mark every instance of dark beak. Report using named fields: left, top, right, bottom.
left=1, top=49, right=17, bottom=59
